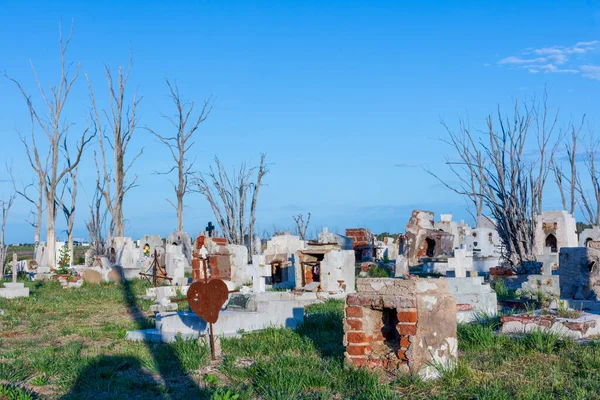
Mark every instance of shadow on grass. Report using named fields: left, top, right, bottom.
left=64, top=280, right=211, bottom=399
left=295, top=300, right=346, bottom=360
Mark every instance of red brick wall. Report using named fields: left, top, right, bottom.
left=346, top=228, right=374, bottom=249
left=344, top=294, right=418, bottom=370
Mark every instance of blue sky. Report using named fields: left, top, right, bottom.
left=1, top=0, right=599, bottom=243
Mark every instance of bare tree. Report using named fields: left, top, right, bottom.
left=439, top=119, right=485, bottom=220
left=87, top=56, right=143, bottom=238
left=552, top=117, right=584, bottom=214
left=57, top=137, right=81, bottom=266
left=430, top=99, right=560, bottom=267
left=86, top=177, right=109, bottom=257
left=293, top=213, right=311, bottom=240
left=194, top=154, right=269, bottom=253
left=146, top=79, right=212, bottom=231
left=5, top=24, right=94, bottom=269
left=8, top=164, right=43, bottom=243
left=576, top=130, right=600, bottom=226
left=0, top=194, right=16, bottom=277
left=531, top=91, right=561, bottom=216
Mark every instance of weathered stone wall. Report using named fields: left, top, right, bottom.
left=320, top=250, right=355, bottom=293
left=560, top=247, right=600, bottom=300
left=344, top=278, right=457, bottom=380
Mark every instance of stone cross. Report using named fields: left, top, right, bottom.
left=447, top=248, right=470, bottom=278
left=11, top=253, right=18, bottom=283
left=540, top=246, right=558, bottom=276
left=205, top=222, right=215, bottom=238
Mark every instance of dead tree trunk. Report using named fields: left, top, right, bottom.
left=248, top=154, right=268, bottom=254
left=146, top=79, right=212, bottom=232
left=194, top=154, right=269, bottom=253
left=58, top=138, right=80, bottom=266
left=5, top=24, right=94, bottom=269
left=87, top=55, right=142, bottom=238
left=0, top=195, right=16, bottom=277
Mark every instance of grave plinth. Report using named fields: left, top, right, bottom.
left=0, top=282, right=29, bottom=299
left=344, top=278, right=457, bottom=380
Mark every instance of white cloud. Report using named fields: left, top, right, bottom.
left=581, top=65, right=600, bottom=80
left=525, top=64, right=579, bottom=74
left=498, top=56, right=547, bottom=65
left=497, top=40, right=599, bottom=80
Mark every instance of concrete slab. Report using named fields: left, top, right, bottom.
left=128, top=292, right=309, bottom=343
left=1, top=288, right=30, bottom=298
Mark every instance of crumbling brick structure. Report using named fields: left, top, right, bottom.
left=346, top=228, right=375, bottom=262
left=344, top=277, right=457, bottom=380
left=192, top=235, right=231, bottom=281
left=560, top=247, right=600, bottom=300
left=405, top=210, right=454, bottom=266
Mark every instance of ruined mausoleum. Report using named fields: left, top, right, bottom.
left=166, top=231, right=193, bottom=265
left=559, top=246, right=600, bottom=300
left=263, top=234, right=305, bottom=287
left=296, top=241, right=355, bottom=293
left=534, top=211, right=577, bottom=255
left=192, top=235, right=250, bottom=285
left=405, top=210, right=454, bottom=266
left=346, top=228, right=375, bottom=262
left=579, top=226, right=600, bottom=247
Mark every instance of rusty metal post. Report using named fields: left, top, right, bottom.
left=202, top=255, right=216, bottom=360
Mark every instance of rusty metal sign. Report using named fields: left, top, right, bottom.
left=186, top=279, right=229, bottom=324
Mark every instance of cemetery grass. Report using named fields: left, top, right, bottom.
left=2, top=283, right=600, bottom=399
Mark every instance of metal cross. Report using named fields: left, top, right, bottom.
left=205, top=222, right=215, bottom=237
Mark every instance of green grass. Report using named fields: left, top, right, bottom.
left=4, top=279, right=600, bottom=398
left=491, top=278, right=519, bottom=301
left=366, top=264, right=391, bottom=278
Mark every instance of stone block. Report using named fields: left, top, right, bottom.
left=0, top=282, right=29, bottom=299
left=344, top=277, right=457, bottom=380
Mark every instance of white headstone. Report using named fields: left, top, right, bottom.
left=165, top=244, right=186, bottom=282
left=251, top=255, right=269, bottom=293
left=11, top=253, right=17, bottom=283
left=34, top=243, right=50, bottom=273
left=395, top=254, right=409, bottom=277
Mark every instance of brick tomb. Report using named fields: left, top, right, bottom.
left=344, top=278, right=457, bottom=380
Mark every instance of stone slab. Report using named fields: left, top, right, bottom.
left=0, top=287, right=29, bottom=299
left=501, top=311, right=600, bottom=339
left=128, top=292, right=310, bottom=343
left=3, top=283, right=25, bottom=289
